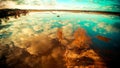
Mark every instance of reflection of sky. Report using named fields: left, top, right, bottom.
left=1, top=12, right=119, bottom=49
left=0, top=0, right=120, bottom=12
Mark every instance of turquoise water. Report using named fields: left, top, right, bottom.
left=0, top=12, right=120, bottom=68
left=1, top=12, right=120, bottom=49
left=0, top=0, right=120, bottom=68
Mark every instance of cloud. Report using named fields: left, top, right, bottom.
left=104, top=24, right=119, bottom=33
left=92, top=22, right=120, bottom=34
left=97, top=23, right=105, bottom=28
left=0, top=33, right=66, bottom=68
left=84, top=23, right=90, bottom=27
left=0, top=1, right=16, bottom=9
left=0, top=0, right=56, bottom=9
left=62, top=23, right=73, bottom=38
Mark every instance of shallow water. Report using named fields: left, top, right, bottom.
left=0, top=12, right=120, bottom=68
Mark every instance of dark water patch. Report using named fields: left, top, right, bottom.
left=0, top=32, right=12, bottom=39
left=112, top=22, right=120, bottom=30
left=91, top=41, right=120, bottom=68
left=35, top=29, right=43, bottom=33
left=51, top=22, right=63, bottom=29
left=0, top=24, right=11, bottom=30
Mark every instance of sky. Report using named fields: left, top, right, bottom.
left=0, top=0, right=120, bottom=12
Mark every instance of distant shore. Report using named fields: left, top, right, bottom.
left=0, top=9, right=120, bottom=16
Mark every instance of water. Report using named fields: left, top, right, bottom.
left=0, top=12, right=120, bottom=68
